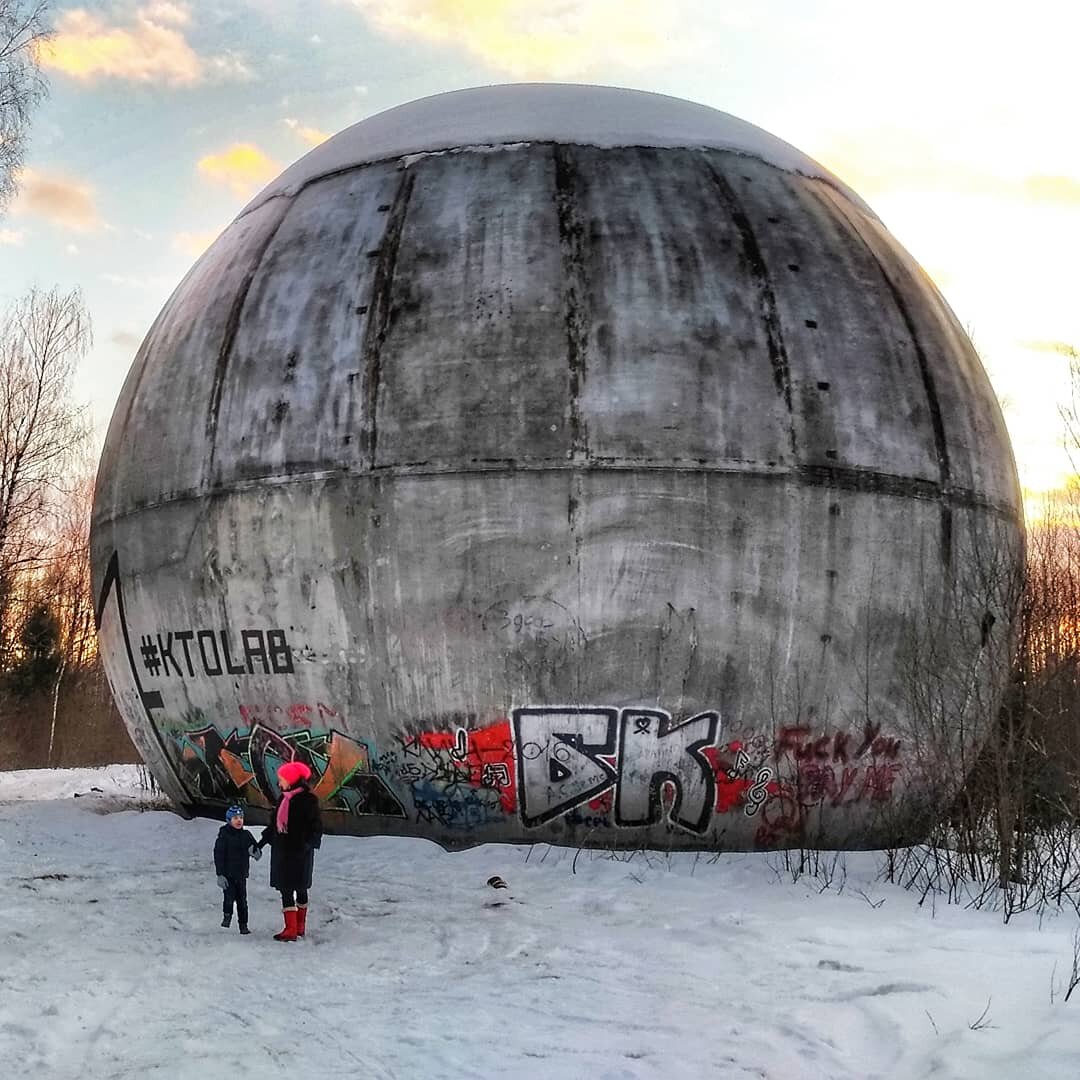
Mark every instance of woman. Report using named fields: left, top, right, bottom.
left=260, top=760, right=322, bottom=942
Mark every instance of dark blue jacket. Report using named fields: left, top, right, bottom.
left=214, top=825, right=259, bottom=880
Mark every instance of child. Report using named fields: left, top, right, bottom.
left=214, top=805, right=261, bottom=934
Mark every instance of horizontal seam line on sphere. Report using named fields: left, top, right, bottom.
left=233, top=143, right=876, bottom=224
left=93, top=461, right=1020, bottom=526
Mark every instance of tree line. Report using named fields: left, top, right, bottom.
left=0, top=1, right=128, bottom=765
left=0, top=285, right=103, bottom=760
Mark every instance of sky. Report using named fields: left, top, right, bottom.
left=2, top=0, right=1078, bottom=512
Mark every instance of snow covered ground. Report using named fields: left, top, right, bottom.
left=2, top=768, right=1080, bottom=1079
left=0, top=764, right=153, bottom=803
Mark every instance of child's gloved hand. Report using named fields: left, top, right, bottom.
left=250, top=845, right=262, bottom=861
left=217, top=875, right=228, bottom=890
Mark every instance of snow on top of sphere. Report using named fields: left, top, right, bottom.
left=241, top=83, right=873, bottom=217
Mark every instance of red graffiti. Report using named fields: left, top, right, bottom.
left=239, top=701, right=340, bottom=729
left=588, top=790, right=614, bottom=813
left=701, top=728, right=904, bottom=837
left=702, top=744, right=776, bottom=814
left=716, top=773, right=753, bottom=813
left=799, top=760, right=901, bottom=805
left=415, top=720, right=518, bottom=813
left=860, top=761, right=903, bottom=802
left=750, top=758, right=905, bottom=846
left=776, top=723, right=901, bottom=763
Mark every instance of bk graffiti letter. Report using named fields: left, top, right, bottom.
left=513, top=708, right=618, bottom=828
left=614, top=710, right=720, bottom=833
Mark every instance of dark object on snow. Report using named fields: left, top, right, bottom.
left=214, top=824, right=260, bottom=880
left=214, top=821, right=259, bottom=933
left=221, top=878, right=248, bottom=932
left=487, top=875, right=508, bottom=890
left=263, top=775, right=322, bottom=941
left=260, top=784, right=321, bottom=892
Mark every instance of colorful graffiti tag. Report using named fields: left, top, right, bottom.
left=746, top=722, right=905, bottom=846
left=382, top=721, right=518, bottom=831
left=512, top=707, right=721, bottom=833
left=175, top=716, right=406, bottom=818
left=170, top=705, right=907, bottom=843
left=104, top=551, right=914, bottom=848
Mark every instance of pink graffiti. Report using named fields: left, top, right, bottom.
left=238, top=701, right=341, bottom=729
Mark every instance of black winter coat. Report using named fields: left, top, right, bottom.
left=261, top=786, right=322, bottom=892
left=214, top=825, right=259, bottom=880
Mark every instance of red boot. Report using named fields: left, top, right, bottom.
left=274, top=907, right=298, bottom=942
left=296, top=905, right=308, bottom=938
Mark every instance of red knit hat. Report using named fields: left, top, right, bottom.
left=277, top=760, right=312, bottom=787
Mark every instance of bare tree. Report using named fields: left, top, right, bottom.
left=37, top=466, right=95, bottom=761
left=1058, top=345, right=1080, bottom=477
left=0, top=1, right=50, bottom=213
left=0, top=285, right=91, bottom=670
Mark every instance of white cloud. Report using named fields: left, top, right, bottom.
left=142, top=1, right=190, bottom=25
left=12, top=168, right=102, bottom=232
left=207, top=50, right=256, bottom=82
left=196, top=143, right=280, bottom=198
left=284, top=117, right=330, bottom=147
left=39, top=4, right=254, bottom=85
left=347, top=0, right=691, bottom=77
left=111, top=327, right=146, bottom=350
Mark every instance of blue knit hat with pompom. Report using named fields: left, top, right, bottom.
left=224, top=805, right=244, bottom=823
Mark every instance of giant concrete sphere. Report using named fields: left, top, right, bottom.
left=91, top=85, right=1023, bottom=850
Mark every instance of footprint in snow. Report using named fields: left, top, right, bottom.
left=818, top=959, right=863, bottom=972
left=833, top=981, right=937, bottom=1001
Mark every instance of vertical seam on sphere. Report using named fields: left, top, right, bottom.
left=810, top=184, right=954, bottom=571
left=361, top=169, right=416, bottom=470
left=703, top=157, right=797, bottom=458
left=552, top=144, right=590, bottom=463
left=205, top=197, right=295, bottom=485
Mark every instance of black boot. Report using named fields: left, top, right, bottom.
left=239, top=924, right=250, bottom=935
left=221, top=914, right=231, bottom=928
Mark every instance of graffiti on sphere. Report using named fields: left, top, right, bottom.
left=169, top=709, right=907, bottom=841
left=746, top=722, right=904, bottom=847
left=139, top=627, right=294, bottom=678
left=382, top=721, right=518, bottom=831
left=97, top=552, right=910, bottom=845
left=175, top=720, right=406, bottom=818
left=512, top=707, right=722, bottom=833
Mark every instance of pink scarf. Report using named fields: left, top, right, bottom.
left=277, top=785, right=304, bottom=833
